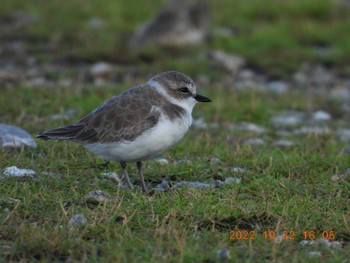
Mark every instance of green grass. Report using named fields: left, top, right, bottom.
left=1, top=0, right=350, bottom=75
left=1, top=0, right=350, bottom=262
left=0, top=85, right=349, bottom=262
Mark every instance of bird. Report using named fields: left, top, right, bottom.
left=130, top=0, right=210, bottom=48
left=37, top=71, right=211, bottom=192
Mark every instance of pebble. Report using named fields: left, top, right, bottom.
left=224, top=177, right=241, bottom=184
left=337, top=129, right=350, bottom=142
left=331, top=168, right=350, bottom=181
left=0, top=124, right=37, bottom=148
left=172, top=181, right=214, bottom=189
left=154, top=180, right=171, bottom=191
left=312, top=111, right=331, bottom=121
left=243, top=138, right=265, bottom=146
left=89, top=62, right=114, bottom=80
left=192, top=118, right=208, bottom=129
left=273, top=139, right=294, bottom=148
left=84, top=190, right=111, bottom=204
left=0, top=198, right=20, bottom=209
left=294, top=126, right=331, bottom=136
left=229, top=122, right=267, bottom=134
left=209, top=157, right=221, bottom=165
left=207, top=50, right=245, bottom=74
left=69, top=213, right=88, bottom=226
left=1, top=166, right=36, bottom=179
left=307, top=251, right=322, bottom=258
left=154, top=157, right=169, bottom=166
left=49, top=108, right=77, bottom=121
left=230, top=167, right=246, bottom=174
left=271, top=112, right=305, bottom=127
left=102, top=172, right=122, bottom=185
left=265, top=81, right=288, bottom=94
left=216, top=248, right=231, bottom=262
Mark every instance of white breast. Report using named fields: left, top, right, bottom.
left=85, top=111, right=192, bottom=162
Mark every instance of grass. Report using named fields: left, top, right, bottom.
left=0, top=85, right=349, bottom=262
left=1, top=0, right=350, bottom=76
left=0, top=0, right=350, bottom=262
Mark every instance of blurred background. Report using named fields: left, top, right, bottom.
left=1, top=0, right=350, bottom=94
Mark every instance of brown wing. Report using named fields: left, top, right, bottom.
left=37, top=86, right=161, bottom=143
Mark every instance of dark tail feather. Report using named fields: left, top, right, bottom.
left=37, top=124, right=84, bottom=141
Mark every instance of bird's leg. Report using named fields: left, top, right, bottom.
left=120, top=161, right=133, bottom=190
left=136, top=161, right=147, bottom=193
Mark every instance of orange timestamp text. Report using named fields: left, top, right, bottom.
left=229, top=230, right=336, bottom=241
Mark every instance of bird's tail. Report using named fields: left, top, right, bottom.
left=37, top=124, right=84, bottom=141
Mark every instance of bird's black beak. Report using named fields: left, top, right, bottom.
left=194, top=94, right=211, bottom=102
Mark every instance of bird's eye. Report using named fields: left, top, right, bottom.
left=179, top=87, right=189, bottom=94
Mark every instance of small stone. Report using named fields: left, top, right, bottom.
left=294, top=126, right=331, bottom=136
left=312, top=111, right=331, bottom=121
left=84, top=190, right=111, bottom=204
left=229, top=122, right=267, bottom=134
left=87, top=17, right=106, bottom=29
left=2, top=166, right=36, bottom=179
left=173, top=181, right=213, bottom=189
left=273, top=140, right=294, bottom=148
left=208, top=50, right=245, bottom=74
left=0, top=124, right=37, bottom=148
left=193, top=118, right=208, bottom=129
left=102, top=172, right=122, bottom=185
left=299, top=240, right=314, bottom=247
left=224, top=177, right=241, bottom=184
left=50, top=108, right=77, bottom=121
left=244, top=138, right=265, bottom=146
left=154, top=180, right=171, bottom=191
left=265, top=81, right=288, bottom=94
left=69, top=213, right=87, bottom=226
left=230, top=167, right=246, bottom=174
left=331, top=168, right=350, bottom=181
left=154, top=157, right=169, bottom=166
left=216, top=248, right=231, bottom=262
left=0, top=198, right=20, bottom=209
left=271, top=112, right=305, bottom=127
left=308, top=251, right=322, bottom=258
left=337, top=129, right=350, bottom=142
left=89, top=62, right=114, bottom=80
left=209, top=157, right=221, bottom=165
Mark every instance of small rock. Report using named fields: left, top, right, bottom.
left=244, top=138, right=265, bottom=146
left=216, top=248, right=231, bottom=262
left=207, top=50, right=245, bottom=74
left=337, top=129, right=350, bottom=142
left=87, top=17, right=106, bottom=29
left=173, top=181, right=214, bottom=189
left=230, top=167, right=246, bottom=174
left=69, top=213, right=87, bottom=226
left=0, top=124, right=37, bottom=148
left=312, top=111, right=331, bottom=121
left=209, top=157, right=221, bottom=165
left=2, top=166, right=36, bottom=179
left=273, top=140, right=294, bottom=148
left=102, top=172, right=122, bottom=185
left=0, top=198, right=20, bottom=209
left=265, top=81, right=288, bottom=94
left=294, top=126, right=331, bottom=136
left=154, top=157, right=169, bottom=166
left=308, top=251, right=322, bottom=258
left=331, top=168, right=350, bottom=181
left=193, top=118, right=208, bottom=129
left=271, top=112, right=305, bottom=127
left=50, top=108, right=77, bottom=121
left=229, top=122, right=267, bottom=134
left=84, top=190, right=111, bottom=204
left=89, top=62, right=114, bottom=80
left=224, top=177, right=241, bottom=184
left=154, top=180, right=171, bottom=191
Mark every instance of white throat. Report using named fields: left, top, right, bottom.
left=149, top=80, right=197, bottom=114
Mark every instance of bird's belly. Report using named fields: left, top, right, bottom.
left=85, top=116, right=192, bottom=162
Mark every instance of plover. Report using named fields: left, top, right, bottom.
left=38, top=71, right=211, bottom=192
